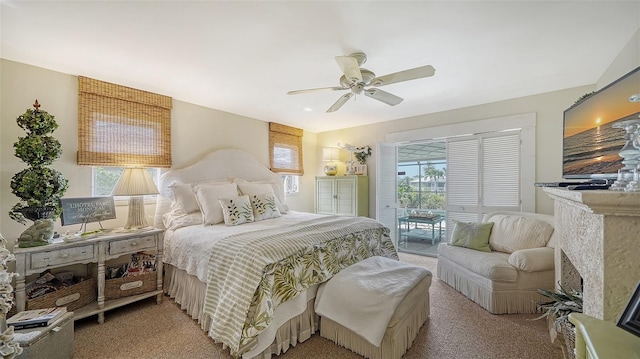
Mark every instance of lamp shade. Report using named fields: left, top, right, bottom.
left=112, top=168, right=159, bottom=196
left=322, top=147, right=341, bottom=162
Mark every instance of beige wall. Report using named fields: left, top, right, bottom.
left=597, top=28, right=639, bottom=89
left=0, top=60, right=316, bottom=247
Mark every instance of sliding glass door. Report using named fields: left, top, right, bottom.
left=378, top=113, right=536, bottom=256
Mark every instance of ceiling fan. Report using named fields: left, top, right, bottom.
left=287, top=52, right=435, bottom=113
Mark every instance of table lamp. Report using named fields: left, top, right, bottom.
left=112, top=168, right=159, bottom=229
left=322, top=147, right=341, bottom=175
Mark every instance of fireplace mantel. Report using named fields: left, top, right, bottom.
left=544, top=187, right=640, bottom=322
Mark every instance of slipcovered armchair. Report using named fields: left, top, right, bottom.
left=437, top=211, right=556, bottom=314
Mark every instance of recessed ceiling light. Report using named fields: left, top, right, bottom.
left=628, top=93, right=640, bottom=102
left=303, top=107, right=313, bottom=112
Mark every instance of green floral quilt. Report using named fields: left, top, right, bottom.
left=203, top=215, right=397, bottom=357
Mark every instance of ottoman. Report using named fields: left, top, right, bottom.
left=315, top=256, right=432, bottom=359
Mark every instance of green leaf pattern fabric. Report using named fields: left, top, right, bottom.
left=250, top=193, right=281, bottom=221
left=203, top=216, right=397, bottom=357
left=219, top=195, right=255, bottom=226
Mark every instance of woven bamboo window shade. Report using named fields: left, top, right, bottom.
left=78, top=76, right=172, bottom=168
left=269, top=122, right=304, bottom=175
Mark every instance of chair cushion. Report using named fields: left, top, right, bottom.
left=488, top=215, right=554, bottom=253
left=438, top=244, right=517, bottom=282
left=508, top=247, right=555, bottom=272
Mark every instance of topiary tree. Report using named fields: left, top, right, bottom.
left=9, top=100, right=68, bottom=246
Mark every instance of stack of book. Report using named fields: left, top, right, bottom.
left=7, top=307, right=68, bottom=330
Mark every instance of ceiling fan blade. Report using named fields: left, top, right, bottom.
left=370, top=65, right=435, bottom=87
left=327, top=93, right=354, bottom=112
left=335, top=56, right=362, bottom=83
left=364, top=88, right=404, bottom=106
left=287, top=86, right=348, bottom=95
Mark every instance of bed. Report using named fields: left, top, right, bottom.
left=154, top=149, right=398, bottom=358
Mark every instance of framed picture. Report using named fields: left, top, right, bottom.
left=617, top=280, right=640, bottom=337
left=60, top=197, right=116, bottom=226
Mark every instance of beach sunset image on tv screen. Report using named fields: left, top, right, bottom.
left=563, top=67, right=640, bottom=179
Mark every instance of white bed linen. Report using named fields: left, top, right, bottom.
left=163, top=210, right=328, bottom=358
left=163, top=211, right=326, bottom=282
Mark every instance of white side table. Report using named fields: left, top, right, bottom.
left=14, top=228, right=164, bottom=323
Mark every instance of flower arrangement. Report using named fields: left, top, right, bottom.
left=354, top=146, right=372, bottom=165
left=0, top=234, right=23, bottom=358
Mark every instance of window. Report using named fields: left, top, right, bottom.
left=92, top=167, right=160, bottom=197
left=269, top=122, right=303, bottom=175
left=77, top=76, right=172, bottom=168
left=281, top=175, right=299, bottom=194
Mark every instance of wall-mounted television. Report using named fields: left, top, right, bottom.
left=563, top=66, right=640, bottom=179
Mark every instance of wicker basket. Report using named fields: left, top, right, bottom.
left=105, top=271, right=156, bottom=300
left=560, top=321, right=576, bottom=359
left=26, top=277, right=97, bottom=312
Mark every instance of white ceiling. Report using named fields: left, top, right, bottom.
left=2, top=1, right=639, bottom=133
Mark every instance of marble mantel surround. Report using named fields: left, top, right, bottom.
left=544, top=187, right=640, bottom=322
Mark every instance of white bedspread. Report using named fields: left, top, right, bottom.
left=314, top=256, right=430, bottom=347
left=163, top=211, right=324, bottom=282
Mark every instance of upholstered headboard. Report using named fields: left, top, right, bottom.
left=154, top=148, right=284, bottom=228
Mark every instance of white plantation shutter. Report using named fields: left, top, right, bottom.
left=445, top=131, right=522, bottom=234
left=376, top=143, right=399, bottom=245
left=482, top=133, right=520, bottom=209
left=446, top=138, right=479, bottom=209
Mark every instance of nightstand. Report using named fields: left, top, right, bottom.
left=14, top=228, right=164, bottom=324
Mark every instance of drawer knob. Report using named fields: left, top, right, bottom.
left=131, top=242, right=137, bottom=246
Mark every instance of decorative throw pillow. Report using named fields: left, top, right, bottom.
left=218, top=195, right=255, bottom=226
left=194, top=183, right=239, bottom=225
left=236, top=181, right=289, bottom=214
left=249, top=193, right=281, bottom=221
left=450, top=221, right=494, bottom=252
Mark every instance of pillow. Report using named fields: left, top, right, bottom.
left=236, top=182, right=289, bottom=214
left=218, top=195, right=255, bottom=226
left=488, top=215, right=554, bottom=253
left=168, top=180, right=230, bottom=214
left=449, top=221, right=494, bottom=252
left=168, top=183, right=200, bottom=214
left=249, top=193, right=281, bottom=221
left=162, top=211, right=203, bottom=230
left=508, top=247, right=555, bottom=272
left=194, top=183, right=239, bottom=225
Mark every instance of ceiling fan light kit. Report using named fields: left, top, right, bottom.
left=288, top=52, right=435, bottom=112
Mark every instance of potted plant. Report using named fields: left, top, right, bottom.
left=354, top=145, right=372, bottom=165
left=9, top=100, right=69, bottom=247
left=534, top=284, right=583, bottom=359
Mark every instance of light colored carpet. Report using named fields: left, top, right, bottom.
left=74, top=253, right=562, bottom=358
